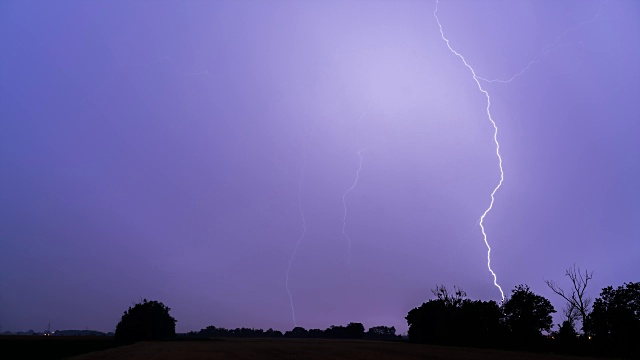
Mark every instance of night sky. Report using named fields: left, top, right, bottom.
left=1, top=0, right=638, bottom=334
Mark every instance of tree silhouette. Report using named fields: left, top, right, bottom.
left=365, top=325, right=397, bottom=340
left=308, top=328, right=324, bottom=338
left=586, top=282, right=640, bottom=357
left=556, top=320, right=578, bottom=341
left=406, top=293, right=454, bottom=344
left=346, top=322, right=365, bottom=339
left=432, top=284, right=466, bottom=307
left=503, top=284, right=555, bottom=341
left=115, top=299, right=176, bottom=343
left=406, top=285, right=504, bottom=346
left=284, top=326, right=308, bottom=338
left=458, top=299, right=505, bottom=346
left=545, top=264, right=593, bottom=333
left=265, top=328, right=283, bottom=337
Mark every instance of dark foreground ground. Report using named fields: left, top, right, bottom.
left=0, top=336, right=117, bottom=359
left=62, top=338, right=606, bottom=360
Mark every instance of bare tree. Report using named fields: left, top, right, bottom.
left=544, top=264, right=593, bottom=333
left=561, top=301, right=579, bottom=327
left=431, top=285, right=466, bottom=307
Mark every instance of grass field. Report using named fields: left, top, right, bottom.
left=66, top=338, right=604, bottom=360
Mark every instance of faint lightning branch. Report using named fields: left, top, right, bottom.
left=341, top=104, right=372, bottom=265
left=434, top=0, right=505, bottom=301
left=477, top=1, right=605, bottom=84
left=342, top=148, right=366, bottom=265
left=285, top=161, right=308, bottom=327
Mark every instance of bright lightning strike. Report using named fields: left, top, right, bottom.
left=434, top=0, right=505, bottom=301
left=285, top=163, right=308, bottom=327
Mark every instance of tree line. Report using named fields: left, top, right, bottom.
left=183, top=323, right=399, bottom=340
left=114, top=266, right=638, bottom=358
left=406, top=266, right=639, bottom=358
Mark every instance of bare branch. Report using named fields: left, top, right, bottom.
left=431, top=285, right=466, bottom=307
left=545, top=279, right=571, bottom=303
left=545, top=264, right=594, bottom=334
left=562, top=303, right=579, bottom=326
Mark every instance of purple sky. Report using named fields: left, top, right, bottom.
left=1, top=0, right=638, bottom=334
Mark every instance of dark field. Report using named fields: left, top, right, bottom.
left=0, top=336, right=117, bottom=359
left=61, top=338, right=605, bottom=360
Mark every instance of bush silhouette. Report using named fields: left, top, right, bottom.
left=115, top=299, right=176, bottom=343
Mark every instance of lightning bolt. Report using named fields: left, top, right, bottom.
left=341, top=105, right=372, bottom=266
left=434, top=0, right=505, bottom=301
left=477, top=1, right=605, bottom=84
left=285, top=161, right=307, bottom=327
left=342, top=148, right=367, bottom=265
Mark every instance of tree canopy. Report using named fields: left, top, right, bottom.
left=115, top=299, right=176, bottom=343
left=503, top=284, right=556, bottom=340
left=406, top=285, right=505, bottom=347
left=586, top=282, right=640, bottom=357
left=364, top=325, right=397, bottom=340
left=406, top=284, right=558, bottom=349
